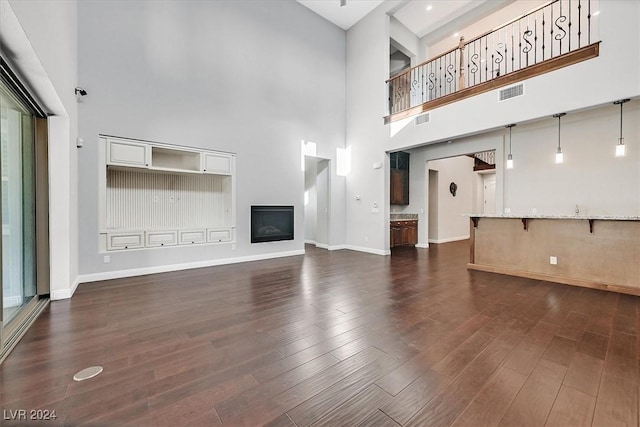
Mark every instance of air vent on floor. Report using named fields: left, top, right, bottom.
left=415, top=113, right=430, bottom=125
left=499, top=84, right=524, bottom=101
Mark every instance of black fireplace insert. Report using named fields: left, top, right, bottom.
left=251, top=206, right=294, bottom=243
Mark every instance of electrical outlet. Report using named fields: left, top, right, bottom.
left=532, top=208, right=537, bottom=214
left=231, top=244, right=236, bottom=251
left=364, top=236, right=369, bottom=242
left=550, top=256, right=558, bottom=265
left=103, top=255, right=110, bottom=263
left=504, top=207, right=511, bottom=214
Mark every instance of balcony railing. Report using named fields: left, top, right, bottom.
left=386, top=0, right=600, bottom=123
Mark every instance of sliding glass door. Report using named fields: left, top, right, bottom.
left=1, top=82, right=36, bottom=324
left=0, top=59, right=48, bottom=362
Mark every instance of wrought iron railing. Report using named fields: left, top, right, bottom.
left=474, top=150, right=495, bottom=166
left=388, top=0, right=599, bottom=116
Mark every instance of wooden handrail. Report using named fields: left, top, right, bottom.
left=386, top=0, right=597, bottom=119
left=386, top=0, right=560, bottom=84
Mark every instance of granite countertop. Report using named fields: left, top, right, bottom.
left=390, top=213, right=418, bottom=221
left=464, top=214, right=640, bottom=220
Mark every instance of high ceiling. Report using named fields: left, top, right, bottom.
left=297, top=0, right=385, bottom=31
left=298, top=0, right=513, bottom=42
left=393, top=0, right=482, bottom=38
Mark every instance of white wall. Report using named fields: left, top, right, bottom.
left=76, top=0, right=347, bottom=278
left=346, top=0, right=639, bottom=256
left=3, top=0, right=79, bottom=300
left=390, top=17, right=419, bottom=63
left=396, top=101, right=639, bottom=239
left=345, top=3, right=394, bottom=255
left=387, top=0, right=639, bottom=151
left=503, top=101, right=640, bottom=216
left=427, top=156, right=475, bottom=243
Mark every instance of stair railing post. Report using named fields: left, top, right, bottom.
left=458, top=36, right=466, bottom=90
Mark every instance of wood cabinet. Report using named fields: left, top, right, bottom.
left=390, top=151, right=409, bottom=205
left=390, top=220, right=417, bottom=248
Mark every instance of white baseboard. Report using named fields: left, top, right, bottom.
left=304, top=240, right=317, bottom=245
left=328, top=244, right=348, bottom=251
left=343, top=245, right=391, bottom=256
left=75, top=250, right=306, bottom=289
left=428, top=236, right=470, bottom=244
left=415, top=243, right=429, bottom=248
left=51, top=276, right=81, bottom=301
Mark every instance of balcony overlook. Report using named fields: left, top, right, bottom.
left=385, top=0, right=601, bottom=124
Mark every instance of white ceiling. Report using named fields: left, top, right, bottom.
left=297, top=0, right=385, bottom=31
left=298, top=0, right=512, bottom=43
left=393, top=0, right=480, bottom=38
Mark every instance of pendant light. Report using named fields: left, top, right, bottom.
left=553, top=113, right=566, bottom=164
left=614, top=99, right=630, bottom=157
left=506, top=124, right=515, bottom=169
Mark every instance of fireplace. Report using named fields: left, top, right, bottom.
left=251, top=206, right=294, bottom=243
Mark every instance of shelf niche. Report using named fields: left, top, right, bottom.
left=99, top=136, right=236, bottom=251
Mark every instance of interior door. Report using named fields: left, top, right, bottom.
left=483, top=175, right=496, bottom=214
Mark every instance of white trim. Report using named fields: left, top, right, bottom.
left=415, top=243, right=429, bottom=248
left=304, top=239, right=317, bottom=245
left=327, top=244, right=348, bottom=251
left=75, top=250, right=305, bottom=287
left=428, top=236, right=470, bottom=244
left=342, top=245, right=391, bottom=256
left=309, top=243, right=347, bottom=251
left=50, top=276, right=81, bottom=301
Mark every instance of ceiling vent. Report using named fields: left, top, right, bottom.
left=415, top=113, right=430, bottom=125
left=499, top=84, right=524, bottom=101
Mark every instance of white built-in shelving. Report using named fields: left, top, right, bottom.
left=98, top=136, right=236, bottom=251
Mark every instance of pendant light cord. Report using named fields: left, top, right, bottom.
left=557, top=115, right=561, bottom=150
left=619, top=101, right=623, bottom=141
left=509, top=126, right=512, bottom=154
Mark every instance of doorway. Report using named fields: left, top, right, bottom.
left=428, top=169, right=438, bottom=242
left=304, top=157, right=329, bottom=248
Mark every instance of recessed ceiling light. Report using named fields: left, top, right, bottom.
left=426, top=5, right=433, bottom=11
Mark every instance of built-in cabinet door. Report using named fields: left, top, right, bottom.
left=179, top=229, right=207, bottom=245
left=106, top=139, right=149, bottom=168
left=107, top=232, right=144, bottom=250
left=146, top=231, right=178, bottom=247
left=207, top=228, right=232, bottom=243
left=203, top=153, right=232, bottom=175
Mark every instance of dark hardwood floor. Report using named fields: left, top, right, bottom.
left=1, top=241, right=638, bottom=426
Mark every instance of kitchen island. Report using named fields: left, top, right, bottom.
left=467, top=214, right=640, bottom=295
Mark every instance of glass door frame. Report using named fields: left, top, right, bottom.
left=0, top=57, right=50, bottom=363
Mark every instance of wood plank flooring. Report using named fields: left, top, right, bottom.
left=1, top=241, right=638, bottom=426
